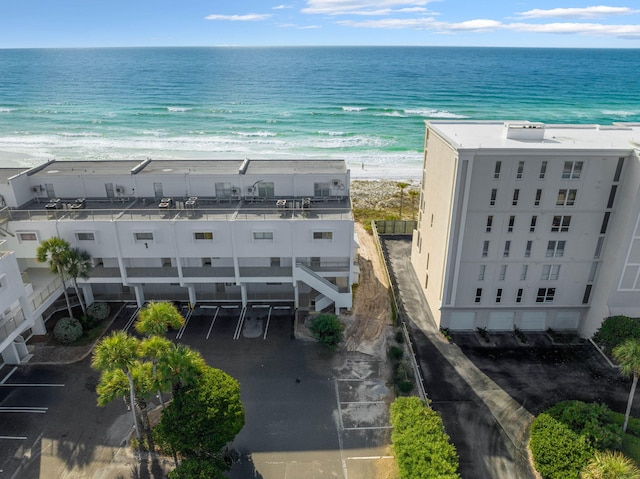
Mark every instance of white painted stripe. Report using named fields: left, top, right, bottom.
left=0, top=436, right=27, bottom=440
left=342, top=426, right=393, bottom=431
left=333, top=378, right=349, bottom=479
left=206, top=307, right=220, bottom=340
left=0, top=367, right=17, bottom=385
left=0, top=384, right=64, bottom=387
left=263, top=306, right=272, bottom=340
left=345, top=456, right=394, bottom=460
left=340, top=401, right=386, bottom=405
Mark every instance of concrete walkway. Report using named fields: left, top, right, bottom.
left=383, top=237, right=535, bottom=479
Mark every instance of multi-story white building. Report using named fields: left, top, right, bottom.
left=411, top=121, right=640, bottom=337
left=0, top=158, right=357, bottom=363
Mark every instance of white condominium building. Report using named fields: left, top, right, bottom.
left=0, top=158, right=357, bottom=364
left=411, top=121, right=640, bottom=337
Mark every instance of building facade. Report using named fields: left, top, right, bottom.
left=411, top=121, right=640, bottom=337
left=0, top=158, right=357, bottom=364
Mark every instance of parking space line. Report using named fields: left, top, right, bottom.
left=122, top=307, right=140, bottom=332
left=263, top=307, right=272, bottom=340
left=206, top=307, right=220, bottom=339
left=0, top=407, right=48, bottom=413
left=346, top=456, right=394, bottom=460
left=0, top=367, right=17, bottom=384
left=0, top=436, right=27, bottom=440
left=233, top=307, right=247, bottom=340
left=333, top=379, right=349, bottom=479
left=176, top=308, right=193, bottom=339
left=342, top=426, right=393, bottom=431
left=0, top=384, right=64, bottom=387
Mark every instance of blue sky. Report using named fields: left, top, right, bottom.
left=1, top=1, right=639, bottom=48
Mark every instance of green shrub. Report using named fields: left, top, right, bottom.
left=530, top=413, right=594, bottom=479
left=309, top=314, right=344, bottom=349
left=592, top=316, right=640, bottom=353
left=546, top=401, right=622, bottom=451
left=87, top=302, right=110, bottom=321
left=53, top=317, right=83, bottom=344
left=395, top=330, right=405, bottom=344
left=390, top=396, right=460, bottom=479
left=389, top=345, right=404, bottom=360
left=397, top=380, right=414, bottom=394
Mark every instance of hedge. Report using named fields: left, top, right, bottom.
left=592, top=316, right=640, bottom=353
left=390, top=396, right=460, bottom=479
left=545, top=401, right=622, bottom=450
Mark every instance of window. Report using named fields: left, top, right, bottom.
left=430, top=214, right=434, bottom=227
left=541, top=264, right=561, bottom=281
left=478, top=264, right=486, bottom=281
left=494, top=161, right=501, bottom=179
left=313, top=231, right=333, bottom=240
left=556, top=189, right=577, bottom=206
left=424, top=274, right=429, bottom=289
left=546, top=240, right=566, bottom=258
left=607, top=185, right=617, bottom=209
left=75, top=232, right=95, bottom=241
left=536, top=287, right=556, bottom=303
left=508, top=216, right=515, bottom=232
left=534, top=189, right=542, bottom=207
left=520, top=264, right=528, bottom=281
left=503, top=240, right=511, bottom=258
left=194, top=232, right=214, bottom=241
left=562, top=161, right=583, bottom=179
left=253, top=231, right=273, bottom=240
left=588, top=262, right=598, bottom=282
left=475, top=288, right=482, bottom=303
left=614, top=157, right=624, bottom=182
left=17, top=232, right=38, bottom=242
left=271, top=257, right=281, bottom=267
left=582, top=285, right=592, bottom=304
left=490, top=188, right=497, bottom=206
left=516, top=161, right=524, bottom=179
left=426, top=253, right=430, bottom=270
left=539, top=161, right=547, bottom=179
left=499, top=264, right=507, bottom=281
left=551, top=216, right=571, bottom=232
left=482, top=241, right=490, bottom=258
left=600, top=212, right=610, bottom=235
left=486, top=215, right=493, bottom=233
left=202, top=257, right=212, bottom=266
left=516, top=289, right=523, bottom=303
left=496, top=289, right=503, bottom=303
left=530, top=216, right=537, bottom=233
left=594, top=237, right=605, bottom=258
left=512, top=189, right=520, bottom=206
left=134, top=232, right=154, bottom=242
left=525, top=240, right=532, bottom=258
left=314, top=182, right=330, bottom=197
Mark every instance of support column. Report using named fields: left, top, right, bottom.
left=81, top=284, right=94, bottom=307
left=240, top=283, right=247, bottom=308
left=1, top=341, right=20, bottom=365
left=19, top=296, right=45, bottom=335
left=134, top=285, right=145, bottom=308
left=188, top=285, right=197, bottom=309
left=294, top=282, right=299, bottom=309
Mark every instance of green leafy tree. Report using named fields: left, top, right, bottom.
left=36, top=237, right=74, bottom=317
left=581, top=450, right=640, bottom=479
left=397, top=181, right=409, bottom=219
left=135, top=301, right=185, bottom=337
left=92, top=331, right=143, bottom=442
left=139, top=336, right=174, bottom=409
left=158, top=343, right=206, bottom=395
left=593, top=316, right=640, bottom=353
left=613, top=339, right=640, bottom=433
left=310, top=314, right=344, bottom=349
left=168, top=457, right=227, bottom=479
left=63, top=247, right=92, bottom=315
left=155, top=366, right=245, bottom=460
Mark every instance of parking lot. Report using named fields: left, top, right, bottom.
left=1, top=302, right=394, bottom=479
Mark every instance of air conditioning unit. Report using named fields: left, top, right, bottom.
left=247, top=186, right=255, bottom=193
left=332, top=179, right=341, bottom=188
left=115, top=186, right=124, bottom=194
left=31, top=187, right=40, bottom=193
left=231, top=187, right=240, bottom=195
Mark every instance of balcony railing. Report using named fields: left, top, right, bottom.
left=0, top=309, right=26, bottom=343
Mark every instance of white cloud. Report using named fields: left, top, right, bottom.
left=338, top=17, right=500, bottom=31
left=204, top=13, right=272, bottom=21
left=507, top=21, right=640, bottom=35
left=303, top=0, right=432, bottom=15
left=279, top=23, right=323, bottom=29
left=273, top=4, right=293, bottom=9
left=516, top=6, right=639, bottom=19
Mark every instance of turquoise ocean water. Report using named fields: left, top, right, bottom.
left=0, top=47, right=639, bottom=178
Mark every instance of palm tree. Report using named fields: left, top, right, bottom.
left=396, top=182, right=409, bottom=220
left=158, top=343, right=206, bottom=396
left=63, top=248, right=92, bottom=315
left=36, top=237, right=73, bottom=317
left=139, top=336, right=173, bottom=409
left=92, top=331, right=143, bottom=442
left=581, top=450, right=640, bottom=479
left=135, top=301, right=185, bottom=337
left=613, top=338, right=640, bottom=433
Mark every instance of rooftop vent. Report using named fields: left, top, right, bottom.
left=503, top=122, right=545, bottom=141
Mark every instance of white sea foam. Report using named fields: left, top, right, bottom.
left=602, top=110, right=639, bottom=117
left=405, top=108, right=468, bottom=119
left=318, top=130, right=346, bottom=136
left=167, top=107, right=192, bottom=112
left=0, top=108, right=14, bottom=113
left=342, top=106, right=367, bottom=112
left=233, top=131, right=278, bottom=137
left=374, top=111, right=407, bottom=118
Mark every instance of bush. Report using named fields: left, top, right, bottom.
left=389, top=345, right=404, bottom=360
left=87, top=302, right=110, bottom=321
left=309, top=314, right=344, bottom=349
left=592, top=316, right=640, bottom=353
left=390, top=397, right=460, bottom=479
left=395, top=330, right=405, bottom=344
left=546, top=401, right=622, bottom=451
left=53, top=317, right=83, bottom=344
left=530, top=413, right=594, bottom=479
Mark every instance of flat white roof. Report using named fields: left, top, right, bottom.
left=426, top=120, right=640, bottom=152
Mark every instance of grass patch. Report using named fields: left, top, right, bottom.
left=353, top=208, right=399, bottom=233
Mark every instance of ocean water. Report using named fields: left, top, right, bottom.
left=0, top=47, right=639, bottom=178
